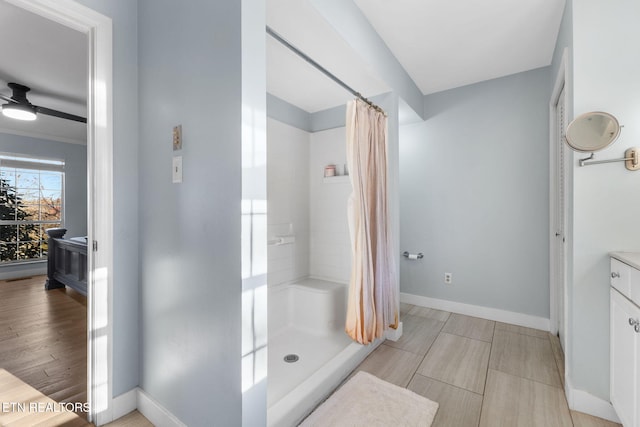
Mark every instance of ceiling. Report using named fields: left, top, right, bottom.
left=0, top=1, right=87, bottom=144
left=267, top=0, right=565, bottom=113
left=353, top=0, right=565, bottom=95
left=0, top=0, right=565, bottom=139
left=266, top=0, right=390, bottom=113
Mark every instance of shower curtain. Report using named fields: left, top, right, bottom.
left=345, top=99, right=398, bottom=345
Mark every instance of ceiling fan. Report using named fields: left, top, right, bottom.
left=0, top=82, right=86, bottom=123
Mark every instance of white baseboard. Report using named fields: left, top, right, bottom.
left=400, top=292, right=550, bottom=331
left=109, top=387, right=185, bottom=427
left=565, top=378, right=620, bottom=423
left=112, top=388, right=137, bottom=421
left=137, top=388, right=186, bottom=427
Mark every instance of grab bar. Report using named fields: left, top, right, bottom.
left=268, top=235, right=295, bottom=246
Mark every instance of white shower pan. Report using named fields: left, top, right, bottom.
left=267, top=278, right=380, bottom=427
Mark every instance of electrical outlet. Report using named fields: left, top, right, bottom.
left=444, top=272, right=452, bottom=284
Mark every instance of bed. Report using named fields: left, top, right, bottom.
left=44, top=228, right=88, bottom=296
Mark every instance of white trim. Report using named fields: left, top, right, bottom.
left=112, top=387, right=188, bottom=427
left=6, top=0, right=102, bottom=32
left=565, top=378, right=621, bottom=423
left=112, top=388, right=138, bottom=421
left=400, top=292, right=550, bottom=331
left=87, top=6, right=114, bottom=426
left=549, top=47, right=569, bottom=341
left=0, top=153, right=65, bottom=171
left=137, top=388, right=187, bottom=427
left=549, top=48, right=572, bottom=402
left=5, top=1, right=114, bottom=425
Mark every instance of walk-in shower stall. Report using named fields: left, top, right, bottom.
left=266, top=120, right=379, bottom=427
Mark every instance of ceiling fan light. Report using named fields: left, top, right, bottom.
left=2, top=103, right=37, bottom=121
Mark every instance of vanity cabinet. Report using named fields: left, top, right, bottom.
left=610, top=254, right=640, bottom=427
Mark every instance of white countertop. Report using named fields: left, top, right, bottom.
left=610, top=252, right=640, bottom=270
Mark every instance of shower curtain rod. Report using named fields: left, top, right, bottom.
left=266, top=26, right=386, bottom=115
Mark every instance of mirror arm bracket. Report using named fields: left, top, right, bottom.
left=578, top=153, right=595, bottom=166
left=579, top=147, right=640, bottom=171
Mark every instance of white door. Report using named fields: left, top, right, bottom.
left=553, top=86, right=568, bottom=350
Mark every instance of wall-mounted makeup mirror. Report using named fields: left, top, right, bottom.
left=565, top=111, right=639, bottom=170
left=565, top=111, right=621, bottom=152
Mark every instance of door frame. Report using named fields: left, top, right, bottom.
left=6, top=0, right=114, bottom=424
left=549, top=48, right=569, bottom=350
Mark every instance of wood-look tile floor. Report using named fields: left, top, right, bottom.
left=352, top=303, right=621, bottom=427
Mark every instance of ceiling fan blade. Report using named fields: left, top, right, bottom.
left=1, top=84, right=86, bottom=123
left=35, top=105, right=86, bottom=123
left=0, top=93, right=16, bottom=103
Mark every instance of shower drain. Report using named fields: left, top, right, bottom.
left=283, top=354, right=299, bottom=363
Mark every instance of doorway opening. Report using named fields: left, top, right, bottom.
left=0, top=0, right=114, bottom=424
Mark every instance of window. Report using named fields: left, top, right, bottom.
left=0, top=154, right=64, bottom=264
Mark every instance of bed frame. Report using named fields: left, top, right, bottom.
left=44, top=228, right=88, bottom=296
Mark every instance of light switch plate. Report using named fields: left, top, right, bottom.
left=172, top=156, right=183, bottom=183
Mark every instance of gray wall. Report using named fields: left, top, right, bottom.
left=266, top=93, right=347, bottom=132
left=137, top=0, right=243, bottom=425
left=569, top=0, right=640, bottom=400
left=400, top=68, right=550, bottom=317
left=267, top=93, right=311, bottom=132
left=266, top=93, right=396, bottom=134
left=74, top=0, right=141, bottom=398
left=0, top=133, right=87, bottom=279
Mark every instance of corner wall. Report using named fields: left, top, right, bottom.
left=400, top=68, right=551, bottom=318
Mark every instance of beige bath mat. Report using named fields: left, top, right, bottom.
left=299, top=371, right=438, bottom=427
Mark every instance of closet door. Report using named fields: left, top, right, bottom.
left=552, top=85, right=568, bottom=349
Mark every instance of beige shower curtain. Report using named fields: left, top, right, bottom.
left=345, top=99, right=398, bottom=345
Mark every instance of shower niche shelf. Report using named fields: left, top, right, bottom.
left=322, top=176, right=350, bottom=184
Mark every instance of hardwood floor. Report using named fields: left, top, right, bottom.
left=0, top=368, right=150, bottom=427
left=104, top=411, right=153, bottom=427
left=0, top=368, right=89, bottom=426
left=350, top=304, right=621, bottom=427
left=0, top=276, right=153, bottom=427
left=0, top=275, right=88, bottom=424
